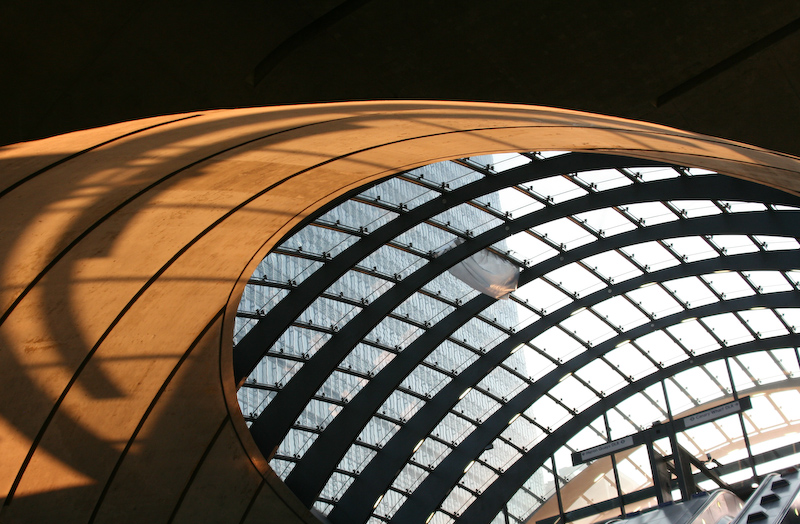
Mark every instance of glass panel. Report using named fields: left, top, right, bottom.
left=612, top=384, right=667, bottom=437
left=279, top=428, right=318, bottom=460
left=318, top=370, right=368, bottom=405
left=299, top=295, right=360, bottom=331
left=583, top=250, right=643, bottom=284
left=359, top=417, right=401, bottom=448
left=517, top=464, right=559, bottom=524
left=746, top=394, right=790, bottom=442
left=440, top=485, right=474, bottom=517
left=575, top=358, right=628, bottom=397
left=341, top=343, right=395, bottom=379
left=617, top=445, right=653, bottom=495
left=327, top=269, right=395, bottom=304
left=414, top=437, right=451, bottom=470
left=484, top=153, right=531, bottom=173
left=753, top=235, right=800, bottom=251
left=405, top=364, right=450, bottom=398
left=771, top=389, right=800, bottom=423
left=318, top=200, right=398, bottom=231
left=498, top=186, right=545, bottom=218
left=425, top=340, right=478, bottom=375
left=737, top=351, right=787, bottom=386
left=320, top=471, right=356, bottom=504
left=508, top=231, right=558, bottom=266
left=562, top=455, right=618, bottom=513
left=394, top=292, right=454, bottom=327
left=366, top=317, right=424, bottom=363
left=672, top=367, right=724, bottom=405
left=429, top=511, right=454, bottom=524
left=298, top=398, right=343, bottom=431
left=664, top=377, right=696, bottom=415
left=666, top=319, right=720, bottom=356
left=519, top=346, right=558, bottom=381
left=701, top=313, right=752, bottom=347
left=746, top=271, right=794, bottom=293
left=373, top=489, right=407, bottom=519
left=684, top=167, right=716, bottom=177
left=626, top=284, right=683, bottom=319
left=719, top=201, right=767, bottom=213
left=270, top=458, right=296, bottom=478
left=379, top=389, right=424, bottom=424
left=314, top=500, right=334, bottom=515
left=703, top=271, right=755, bottom=300
left=422, top=160, right=483, bottom=190
left=483, top=436, right=524, bottom=472
left=663, top=276, right=718, bottom=309
left=769, top=347, right=800, bottom=378
left=567, top=417, right=607, bottom=453
left=238, top=387, right=275, bottom=419
left=362, top=174, right=438, bottom=209
left=461, top=460, right=497, bottom=494
left=550, top=375, right=599, bottom=414
left=574, top=207, right=636, bottom=237
left=622, top=241, right=679, bottom=272
left=392, top=463, right=429, bottom=495
left=605, top=342, right=658, bottom=381
left=432, top=202, right=501, bottom=237
left=593, top=296, right=650, bottom=332
left=728, top=357, right=757, bottom=392
left=546, top=263, right=606, bottom=298
left=575, top=168, right=634, bottom=192
left=478, top=366, right=526, bottom=403
left=434, top=412, right=476, bottom=447
left=527, top=175, right=588, bottom=204
left=536, top=218, right=596, bottom=251
left=531, top=326, right=586, bottom=364
left=739, top=309, right=789, bottom=338
left=668, top=200, right=721, bottom=218
left=666, top=236, right=718, bottom=262
left=708, top=235, right=759, bottom=255
left=453, top=317, right=508, bottom=353
left=623, top=201, right=678, bottom=225
left=560, top=309, right=616, bottom=347
left=454, top=388, right=500, bottom=423
left=258, top=252, right=323, bottom=286
left=526, top=395, right=570, bottom=433
left=636, top=166, right=681, bottom=182
left=635, top=331, right=689, bottom=368
left=516, top=278, right=573, bottom=313
left=280, top=225, right=358, bottom=260
left=393, top=222, right=452, bottom=255
left=777, top=309, right=800, bottom=332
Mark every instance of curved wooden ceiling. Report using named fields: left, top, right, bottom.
left=1, top=101, right=799, bottom=523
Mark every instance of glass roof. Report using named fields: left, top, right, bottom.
left=233, top=152, right=800, bottom=524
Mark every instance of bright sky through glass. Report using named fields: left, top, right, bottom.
left=235, top=151, right=800, bottom=524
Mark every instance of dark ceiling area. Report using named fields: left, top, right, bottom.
left=2, top=1, right=800, bottom=155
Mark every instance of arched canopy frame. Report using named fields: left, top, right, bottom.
left=3, top=101, right=800, bottom=524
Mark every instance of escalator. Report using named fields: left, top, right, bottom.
left=608, top=469, right=800, bottom=524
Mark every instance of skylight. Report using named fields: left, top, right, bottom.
left=233, top=151, right=800, bottom=524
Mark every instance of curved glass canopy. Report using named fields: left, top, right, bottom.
left=233, top=151, right=800, bottom=524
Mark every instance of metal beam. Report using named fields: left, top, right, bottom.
left=389, top=290, right=800, bottom=523
left=294, top=214, right=800, bottom=509
left=248, top=174, right=798, bottom=463
left=538, top=436, right=800, bottom=524
left=455, top=332, right=800, bottom=524
left=233, top=153, right=671, bottom=383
